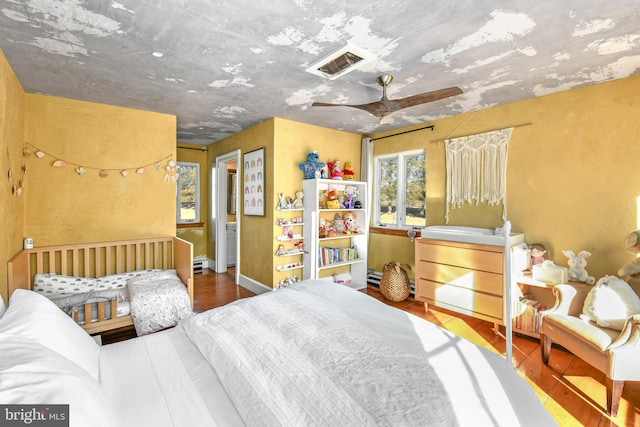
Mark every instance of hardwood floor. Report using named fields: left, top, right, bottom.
left=108, top=269, right=640, bottom=426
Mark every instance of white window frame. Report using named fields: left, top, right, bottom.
left=176, top=161, right=201, bottom=224
left=374, top=149, right=426, bottom=230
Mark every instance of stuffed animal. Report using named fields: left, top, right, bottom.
left=618, top=230, right=640, bottom=277
left=275, top=244, right=286, bottom=256
left=325, top=188, right=340, bottom=209
left=333, top=213, right=345, bottom=234
left=343, top=161, right=355, bottom=180
left=343, top=212, right=357, bottom=233
left=562, top=249, right=596, bottom=284
left=328, top=159, right=343, bottom=180
left=343, top=185, right=359, bottom=209
left=299, top=151, right=327, bottom=179
left=292, top=190, right=304, bottom=209
left=580, top=275, right=640, bottom=330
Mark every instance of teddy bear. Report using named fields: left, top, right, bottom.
left=342, top=161, right=355, bottom=180
left=580, top=275, right=640, bottom=330
left=299, top=151, right=327, bottom=179
left=618, top=229, right=640, bottom=277
left=292, top=190, right=304, bottom=209
left=562, top=249, right=596, bottom=284
left=324, top=188, right=340, bottom=209
left=343, top=212, right=357, bottom=233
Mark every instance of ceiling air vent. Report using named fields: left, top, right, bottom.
left=305, top=44, right=375, bottom=80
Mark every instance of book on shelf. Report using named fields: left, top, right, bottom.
left=317, top=245, right=358, bottom=267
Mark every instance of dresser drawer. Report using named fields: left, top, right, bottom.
left=416, top=260, right=503, bottom=295
left=416, top=241, right=503, bottom=274
left=416, top=279, right=503, bottom=320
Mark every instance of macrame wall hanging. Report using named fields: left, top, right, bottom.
left=445, top=127, right=513, bottom=223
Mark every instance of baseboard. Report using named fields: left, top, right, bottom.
left=238, top=274, right=271, bottom=295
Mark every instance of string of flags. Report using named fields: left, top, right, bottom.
left=25, top=142, right=179, bottom=182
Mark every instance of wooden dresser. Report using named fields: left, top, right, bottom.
left=414, top=238, right=506, bottom=328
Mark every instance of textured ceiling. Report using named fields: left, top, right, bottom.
left=1, top=0, right=639, bottom=145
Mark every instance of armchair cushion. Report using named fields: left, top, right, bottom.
left=582, top=276, right=640, bottom=331
left=543, top=314, right=620, bottom=351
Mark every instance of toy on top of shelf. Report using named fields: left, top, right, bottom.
left=343, top=161, right=356, bottom=180
left=328, top=160, right=343, bottom=180
left=277, top=193, right=289, bottom=210
left=299, top=151, right=327, bottom=179
left=292, top=190, right=304, bottom=209
left=562, top=249, right=596, bottom=284
left=528, top=243, right=547, bottom=270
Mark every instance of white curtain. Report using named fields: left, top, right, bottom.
left=361, top=137, right=374, bottom=209
left=445, top=127, right=513, bottom=223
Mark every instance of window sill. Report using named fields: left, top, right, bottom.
left=177, top=222, right=204, bottom=229
left=369, top=227, right=422, bottom=238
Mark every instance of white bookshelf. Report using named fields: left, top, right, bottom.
left=302, top=179, right=368, bottom=290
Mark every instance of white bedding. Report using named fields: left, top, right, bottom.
left=2, top=282, right=558, bottom=426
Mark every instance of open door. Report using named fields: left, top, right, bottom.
left=213, top=150, right=241, bottom=283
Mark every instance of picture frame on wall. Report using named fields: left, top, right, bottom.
left=243, top=147, right=265, bottom=216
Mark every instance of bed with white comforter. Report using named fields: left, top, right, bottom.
left=0, top=280, right=558, bottom=426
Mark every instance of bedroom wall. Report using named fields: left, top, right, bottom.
left=0, top=49, right=26, bottom=304
left=176, top=143, right=209, bottom=261
left=208, top=117, right=362, bottom=289
left=23, top=94, right=177, bottom=246
left=369, top=74, right=640, bottom=282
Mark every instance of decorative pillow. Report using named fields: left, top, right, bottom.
left=0, top=289, right=100, bottom=380
left=0, top=333, right=115, bottom=427
left=33, top=273, right=98, bottom=295
left=582, top=276, right=640, bottom=331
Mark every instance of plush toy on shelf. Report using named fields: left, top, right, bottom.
left=342, top=161, right=356, bottom=180
left=299, top=151, right=327, bottom=179
left=562, top=249, right=596, bottom=284
left=343, top=212, right=357, bottom=233
left=292, top=190, right=304, bottom=209
left=325, top=187, right=340, bottom=209
left=343, top=185, right=359, bottom=209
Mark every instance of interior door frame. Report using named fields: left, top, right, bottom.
left=214, top=149, right=240, bottom=282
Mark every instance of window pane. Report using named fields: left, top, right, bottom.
left=177, top=163, right=199, bottom=223
left=404, top=153, right=426, bottom=227
left=378, top=156, right=398, bottom=225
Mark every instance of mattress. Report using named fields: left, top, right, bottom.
left=98, top=280, right=557, bottom=426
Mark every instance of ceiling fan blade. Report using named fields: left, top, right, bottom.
left=311, top=76, right=463, bottom=118
left=387, top=86, right=463, bottom=110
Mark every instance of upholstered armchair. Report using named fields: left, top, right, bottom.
left=540, top=278, right=640, bottom=417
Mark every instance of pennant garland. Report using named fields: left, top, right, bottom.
left=24, top=142, right=176, bottom=182
left=6, top=146, right=28, bottom=197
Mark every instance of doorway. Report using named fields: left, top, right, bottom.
left=213, top=150, right=240, bottom=283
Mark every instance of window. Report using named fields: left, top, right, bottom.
left=176, top=162, right=200, bottom=223
left=374, top=149, right=426, bottom=229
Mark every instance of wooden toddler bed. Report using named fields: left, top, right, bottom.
left=7, top=237, right=193, bottom=334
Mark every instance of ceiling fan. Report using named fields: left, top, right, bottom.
left=312, top=74, right=463, bottom=118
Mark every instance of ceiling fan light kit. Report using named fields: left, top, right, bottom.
left=312, top=74, right=463, bottom=118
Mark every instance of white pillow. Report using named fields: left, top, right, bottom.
left=0, top=333, right=115, bottom=427
left=0, top=295, right=6, bottom=318
left=582, top=276, right=640, bottom=331
left=0, top=289, right=100, bottom=380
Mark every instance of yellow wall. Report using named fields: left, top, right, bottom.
left=0, top=49, right=26, bottom=304
left=369, top=75, right=640, bottom=282
left=23, top=95, right=177, bottom=245
left=208, top=117, right=362, bottom=288
left=176, top=143, right=209, bottom=260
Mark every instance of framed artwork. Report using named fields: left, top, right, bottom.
left=243, top=147, right=265, bottom=216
